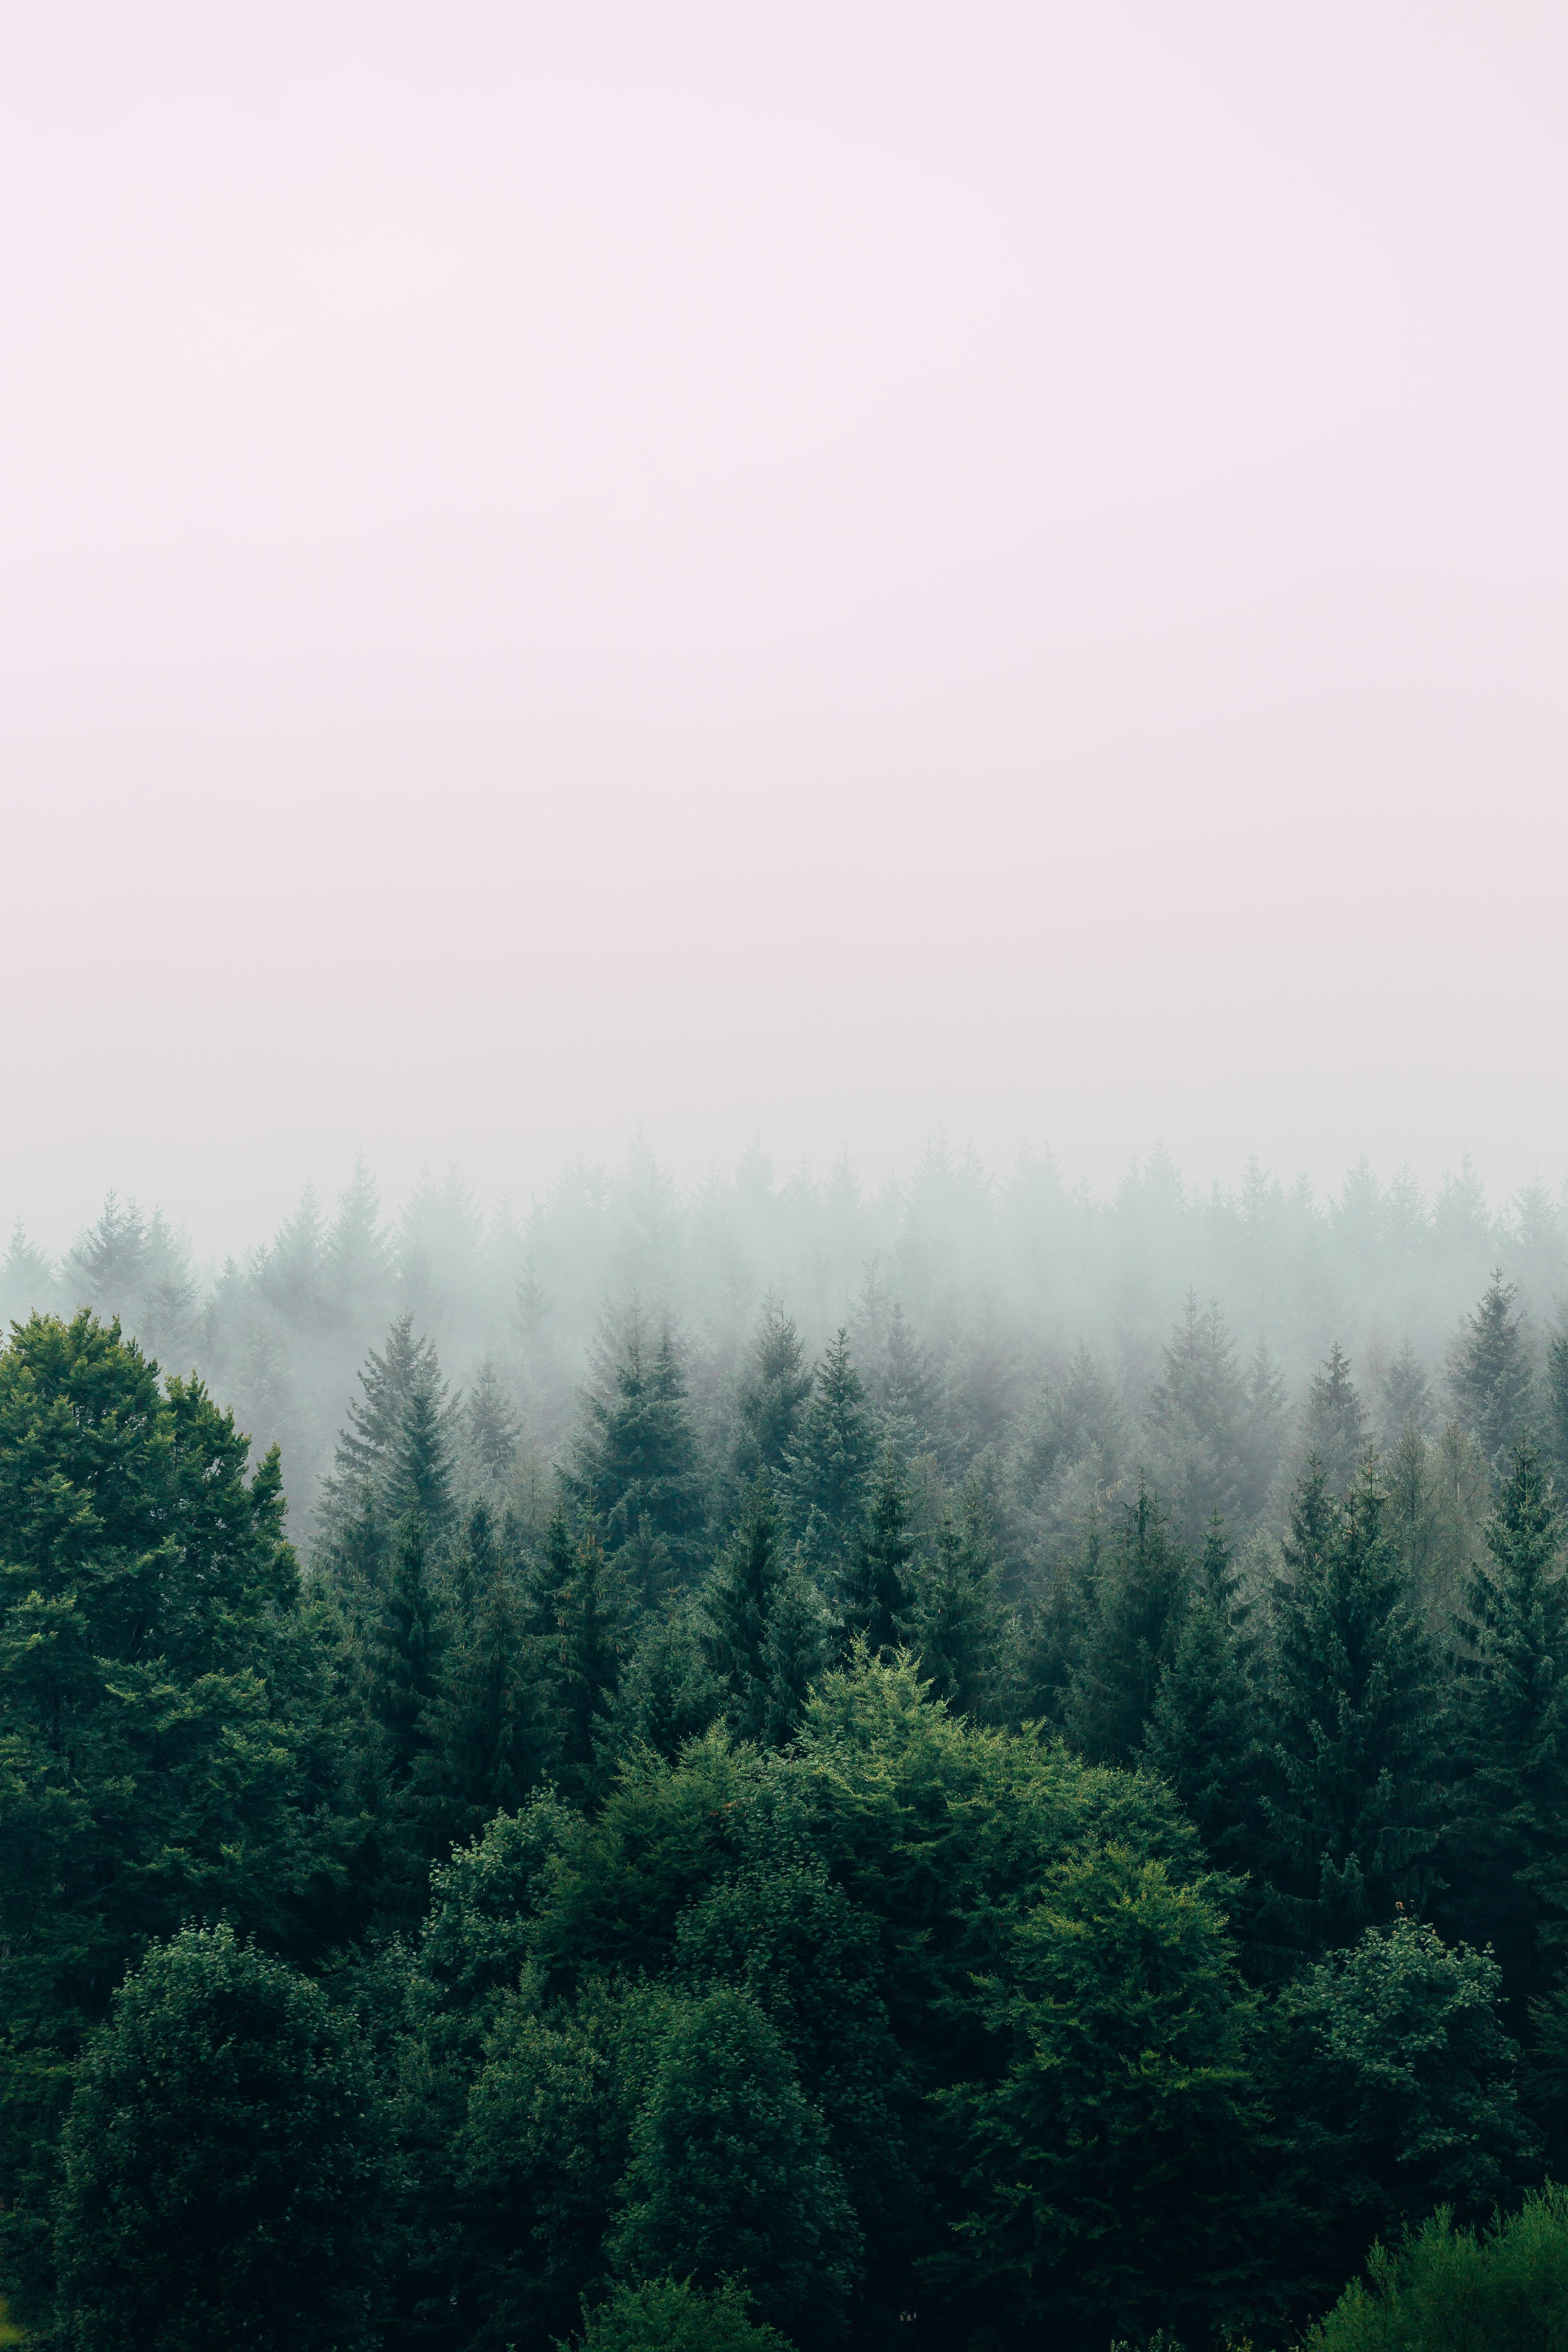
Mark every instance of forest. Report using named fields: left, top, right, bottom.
left=4, top=1140, right=1568, bottom=2349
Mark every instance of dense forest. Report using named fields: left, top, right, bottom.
left=4, top=1141, right=1568, bottom=2348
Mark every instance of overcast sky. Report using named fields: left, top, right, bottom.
left=4, top=1, right=1565, bottom=1253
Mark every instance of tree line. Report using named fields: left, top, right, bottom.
left=2, top=1224, right=1568, bottom=2345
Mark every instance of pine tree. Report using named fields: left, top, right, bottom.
left=703, top=1479, right=786, bottom=1742
left=326, top=1154, right=389, bottom=1338
left=1446, top=1439, right=1568, bottom=2011
left=1240, top=1336, right=1288, bottom=1522
left=545, top=1521, right=624, bottom=1801
left=1145, top=1294, right=1249, bottom=1545
left=391, top=1365, right=457, bottom=1530
left=465, top=1358, right=524, bottom=1492
left=1452, top=1271, right=1538, bottom=1472
left=1262, top=1460, right=1441, bottom=1955
left=731, top=1303, right=813, bottom=1486
left=1544, top=1327, right=1568, bottom=1496
left=1063, top=1478, right=1190, bottom=1765
left=1144, top=1519, right=1270, bottom=1934
left=1381, top=1337, right=1435, bottom=1448
left=840, top=1444, right=914, bottom=1657
left=442, top=1557, right=537, bottom=1840
left=325, top=1314, right=448, bottom=1523
left=1301, top=1344, right=1367, bottom=1497
left=783, top=1327, right=874, bottom=1568
left=914, top=1475, right=1000, bottom=1717
left=369, top=1513, right=445, bottom=1788
left=562, top=1311, right=707, bottom=1588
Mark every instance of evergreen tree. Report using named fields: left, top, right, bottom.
left=1241, top=1335, right=1289, bottom=1522
left=913, top=1475, right=1001, bottom=1717
left=1545, top=1325, right=1568, bottom=1495
left=1301, top=1343, right=1367, bottom=1497
left=731, top=1303, right=813, bottom=1486
left=53, top=1924, right=388, bottom=2352
left=440, top=1517, right=539, bottom=1842
left=1446, top=1439, right=1568, bottom=2011
left=1145, top=1293, right=1248, bottom=1545
left=1062, top=1478, right=1190, bottom=1765
left=840, top=1444, right=914, bottom=1657
left=1263, top=1460, right=1441, bottom=1954
left=327, top=1154, right=390, bottom=1337
left=704, top=1479, right=787, bottom=1742
left=1380, top=1337, right=1435, bottom=1447
left=1144, top=1519, right=1270, bottom=1922
left=324, top=1313, right=448, bottom=1526
left=562, top=1312, right=707, bottom=1589
left=547, top=1521, right=624, bottom=1801
left=464, top=1357, right=523, bottom=1491
left=608, top=1986, right=857, bottom=2340
left=1452, top=1270, right=1538, bottom=1472
left=390, top=1362, right=457, bottom=1530
left=784, top=1328, right=875, bottom=1568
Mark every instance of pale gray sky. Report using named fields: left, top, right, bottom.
left=4, top=2, right=1565, bottom=1252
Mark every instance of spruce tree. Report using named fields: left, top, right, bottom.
left=1262, top=1459, right=1441, bottom=1955
left=1446, top=1439, right=1568, bottom=2011
left=1145, top=1294, right=1248, bottom=1545
left=1144, top=1519, right=1270, bottom=1931
left=1301, top=1343, right=1367, bottom=1497
left=1063, top=1478, right=1190, bottom=1765
left=391, top=1365, right=457, bottom=1530
left=465, top=1358, right=524, bottom=1492
left=1452, top=1270, right=1538, bottom=1472
left=545, top=1521, right=623, bottom=1801
left=840, top=1443, right=914, bottom=1657
left=562, top=1312, right=706, bottom=1588
left=783, top=1327, right=875, bottom=1569
left=1545, top=1326, right=1568, bottom=1496
left=914, top=1475, right=1000, bottom=1717
left=704, top=1478, right=786, bottom=1742
left=1381, top=1337, right=1435, bottom=1447
left=731, top=1303, right=813, bottom=1486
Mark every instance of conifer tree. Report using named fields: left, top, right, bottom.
left=1446, top=1439, right=1568, bottom=2009
left=545, top=1521, right=623, bottom=1801
left=704, top=1479, right=787, bottom=1742
left=324, top=1313, right=448, bottom=1527
left=1381, top=1337, right=1435, bottom=1447
left=1545, top=1326, right=1568, bottom=1495
left=784, top=1327, right=875, bottom=1568
left=1145, top=1294, right=1248, bottom=1544
left=562, top=1312, right=706, bottom=1588
left=464, top=1358, right=524, bottom=1492
left=1452, top=1270, right=1538, bottom=1472
left=1301, top=1343, right=1367, bottom=1497
left=369, top=1513, right=445, bottom=1790
left=391, top=1365, right=457, bottom=1531
left=1263, top=1460, right=1441, bottom=1955
left=914, top=1475, right=1000, bottom=1717
left=1063, top=1478, right=1190, bottom=1765
left=731, top=1303, right=813, bottom=1486
left=1144, top=1519, right=1270, bottom=1926
left=840, top=1443, right=914, bottom=1657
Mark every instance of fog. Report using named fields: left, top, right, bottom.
left=4, top=1, right=1567, bottom=1253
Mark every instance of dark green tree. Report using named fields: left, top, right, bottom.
left=563, top=1314, right=707, bottom=1591
left=1262, top=1461, right=1441, bottom=1954
left=730, top=1303, right=813, bottom=1487
left=549, top=1521, right=626, bottom=1802
left=577, top=2276, right=791, bottom=2352
left=783, top=1328, right=874, bottom=1568
left=1445, top=1439, right=1568, bottom=2011
left=1452, top=1270, right=1538, bottom=1473
left=1144, top=1519, right=1270, bottom=1936
left=1063, top=1478, right=1190, bottom=1765
left=840, top=1444, right=914, bottom=1658
left=1301, top=1344, right=1368, bottom=1498
left=53, top=1924, right=388, bottom=2352
left=608, top=1985, right=858, bottom=2340
left=913, top=1475, right=1001, bottom=1717
left=390, top=1365, right=456, bottom=1530
left=463, top=1357, right=523, bottom=1492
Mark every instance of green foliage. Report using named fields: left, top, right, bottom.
left=1450, top=1271, right=1538, bottom=1473
left=1304, top=2187, right=1568, bottom=2352
left=607, top=1985, right=858, bottom=2337
left=1065, top=1479, right=1191, bottom=1765
left=53, top=1923, right=388, bottom=2351
left=562, top=1316, right=707, bottom=1594
left=1263, top=1462, right=1440, bottom=1954
left=912, top=1475, right=1002, bottom=1718
left=839, top=1443, right=914, bottom=1657
left=1274, top=1918, right=1541, bottom=2295
left=577, top=2275, right=792, bottom=2350
left=930, top=1841, right=1267, bottom=2348
left=1446, top=1440, right=1568, bottom=2008
left=783, top=1329, right=873, bottom=1570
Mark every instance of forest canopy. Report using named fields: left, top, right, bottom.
left=2, top=1138, right=1568, bottom=2349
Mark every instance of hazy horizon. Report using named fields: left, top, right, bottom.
left=6, top=2, right=1566, bottom=1253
